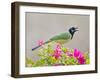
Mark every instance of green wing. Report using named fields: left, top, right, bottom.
left=50, top=32, right=71, bottom=44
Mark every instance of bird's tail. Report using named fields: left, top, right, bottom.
left=32, top=40, right=51, bottom=51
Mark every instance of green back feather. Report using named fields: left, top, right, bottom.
left=50, top=32, right=71, bottom=44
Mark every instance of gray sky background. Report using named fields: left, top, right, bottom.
left=25, top=12, right=89, bottom=61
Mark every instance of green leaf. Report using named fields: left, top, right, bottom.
left=61, top=47, right=67, bottom=53
left=26, top=58, right=34, bottom=67
left=86, top=59, right=90, bottom=64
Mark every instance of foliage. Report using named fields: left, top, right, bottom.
left=26, top=58, right=34, bottom=67
left=26, top=43, right=90, bottom=67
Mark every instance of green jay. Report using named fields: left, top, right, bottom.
left=32, top=27, right=78, bottom=51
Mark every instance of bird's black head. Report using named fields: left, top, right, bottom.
left=69, top=27, right=78, bottom=39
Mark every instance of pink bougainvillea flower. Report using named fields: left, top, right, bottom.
left=37, top=40, right=44, bottom=46
left=55, top=44, right=62, bottom=53
left=79, top=52, right=84, bottom=58
left=78, top=56, right=86, bottom=64
left=52, top=52, right=61, bottom=59
left=73, top=48, right=86, bottom=64
left=66, top=52, right=73, bottom=57
left=78, top=53, right=86, bottom=64
left=52, top=50, right=61, bottom=59
left=56, top=43, right=61, bottom=49
left=56, top=48, right=62, bottom=54
left=52, top=44, right=62, bottom=59
left=73, top=48, right=81, bottom=58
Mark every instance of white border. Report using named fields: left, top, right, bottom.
left=19, top=6, right=95, bottom=74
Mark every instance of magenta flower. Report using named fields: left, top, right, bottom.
left=37, top=40, right=44, bottom=46
left=53, top=49, right=61, bottom=59
left=78, top=53, right=86, bottom=64
left=66, top=52, right=73, bottom=57
left=79, top=52, right=84, bottom=58
left=53, top=53, right=61, bottom=59
left=74, top=48, right=81, bottom=58
left=56, top=43, right=61, bottom=49
left=55, top=44, right=62, bottom=53
left=52, top=44, right=62, bottom=59
left=73, top=48, right=86, bottom=64
left=78, top=56, right=86, bottom=64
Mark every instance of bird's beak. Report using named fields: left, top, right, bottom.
left=75, top=27, right=79, bottom=31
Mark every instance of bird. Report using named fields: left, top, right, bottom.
left=32, top=27, right=78, bottom=51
